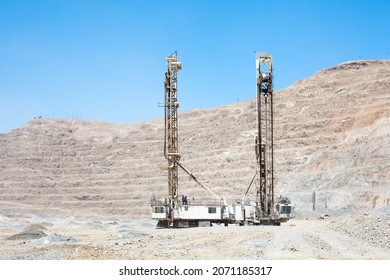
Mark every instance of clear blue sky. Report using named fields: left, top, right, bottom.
left=0, top=0, right=389, bottom=133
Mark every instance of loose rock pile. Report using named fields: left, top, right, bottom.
left=328, top=214, right=390, bottom=249
left=6, top=224, right=48, bottom=240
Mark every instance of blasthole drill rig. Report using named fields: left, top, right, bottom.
left=150, top=51, right=294, bottom=228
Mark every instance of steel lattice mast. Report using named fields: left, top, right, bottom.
left=163, top=51, right=182, bottom=215
left=255, top=52, right=274, bottom=219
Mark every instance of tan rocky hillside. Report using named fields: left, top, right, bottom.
left=0, top=60, right=389, bottom=218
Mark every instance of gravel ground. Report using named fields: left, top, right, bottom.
left=328, top=213, right=390, bottom=250
left=1, top=214, right=389, bottom=260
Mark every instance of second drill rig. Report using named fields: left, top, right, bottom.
left=253, top=52, right=294, bottom=225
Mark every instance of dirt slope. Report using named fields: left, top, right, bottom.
left=0, top=60, right=389, bottom=218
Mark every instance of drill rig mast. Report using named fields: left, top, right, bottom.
left=163, top=51, right=182, bottom=223
left=251, top=52, right=294, bottom=225
left=255, top=52, right=275, bottom=223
